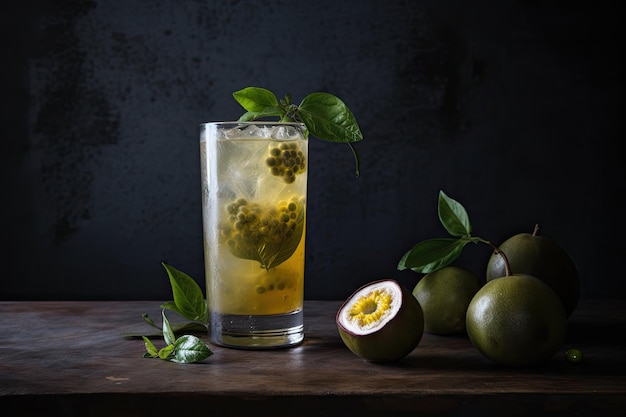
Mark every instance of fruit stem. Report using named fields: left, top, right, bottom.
left=484, top=240, right=513, bottom=276
left=533, top=224, right=541, bottom=236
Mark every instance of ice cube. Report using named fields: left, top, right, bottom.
left=271, top=125, right=300, bottom=141
left=221, top=124, right=257, bottom=139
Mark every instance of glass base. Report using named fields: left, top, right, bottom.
left=209, top=310, right=304, bottom=349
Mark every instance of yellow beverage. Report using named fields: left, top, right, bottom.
left=200, top=122, right=308, bottom=348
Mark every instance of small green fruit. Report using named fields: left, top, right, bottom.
left=486, top=224, right=580, bottom=317
left=565, top=348, right=584, bottom=363
left=466, top=274, right=567, bottom=367
left=336, top=279, right=424, bottom=362
left=413, top=265, right=482, bottom=335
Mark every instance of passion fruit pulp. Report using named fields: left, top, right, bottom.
left=336, top=279, right=424, bottom=362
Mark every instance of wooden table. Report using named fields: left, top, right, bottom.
left=1, top=300, right=625, bottom=416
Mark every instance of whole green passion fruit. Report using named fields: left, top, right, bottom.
left=466, top=274, right=567, bottom=367
left=413, top=265, right=482, bottom=335
left=336, top=279, right=424, bottom=362
left=486, top=224, right=580, bottom=317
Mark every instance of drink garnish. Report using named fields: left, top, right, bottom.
left=233, top=86, right=363, bottom=176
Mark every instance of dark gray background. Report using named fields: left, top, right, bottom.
left=3, top=0, right=623, bottom=301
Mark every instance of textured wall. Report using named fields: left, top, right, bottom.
left=4, top=0, right=623, bottom=300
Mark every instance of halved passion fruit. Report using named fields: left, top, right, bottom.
left=336, top=279, right=424, bottom=362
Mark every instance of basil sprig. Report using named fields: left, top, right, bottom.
left=141, top=262, right=212, bottom=364
left=233, top=86, right=363, bottom=176
left=142, top=310, right=212, bottom=364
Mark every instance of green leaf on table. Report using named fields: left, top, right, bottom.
left=168, top=321, right=208, bottom=335
left=397, top=237, right=468, bottom=273
left=158, top=344, right=176, bottom=360
left=161, top=262, right=207, bottom=324
left=129, top=316, right=208, bottom=339
left=142, top=313, right=160, bottom=330
left=142, top=336, right=158, bottom=358
left=438, top=190, right=471, bottom=237
left=171, top=335, right=213, bottom=364
left=161, top=310, right=176, bottom=346
left=141, top=311, right=213, bottom=363
left=137, top=262, right=213, bottom=364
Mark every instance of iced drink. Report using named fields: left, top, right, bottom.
left=200, top=122, right=308, bottom=348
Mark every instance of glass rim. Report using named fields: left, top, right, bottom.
left=200, top=121, right=306, bottom=128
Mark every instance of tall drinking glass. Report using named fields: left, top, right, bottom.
left=200, top=122, right=308, bottom=348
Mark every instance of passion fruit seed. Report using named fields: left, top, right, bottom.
left=336, top=280, right=424, bottom=363
left=221, top=197, right=304, bottom=247
left=266, top=142, right=306, bottom=184
left=565, top=348, right=584, bottom=363
left=346, top=288, right=394, bottom=330
left=255, top=272, right=297, bottom=294
left=220, top=196, right=305, bottom=260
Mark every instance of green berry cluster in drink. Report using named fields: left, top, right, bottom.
left=220, top=196, right=305, bottom=269
left=266, top=142, right=306, bottom=184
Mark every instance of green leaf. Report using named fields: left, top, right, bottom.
left=161, top=310, right=176, bottom=346
left=126, top=320, right=208, bottom=339
left=136, top=263, right=212, bottom=364
left=142, top=336, right=158, bottom=358
left=171, top=335, right=213, bottom=364
left=397, top=238, right=468, bottom=273
left=237, top=107, right=284, bottom=122
left=233, top=87, right=279, bottom=112
left=297, top=92, right=363, bottom=143
left=159, top=301, right=179, bottom=313
left=227, top=204, right=305, bottom=270
left=438, top=190, right=471, bottom=237
left=232, top=87, right=363, bottom=176
left=170, top=321, right=208, bottom=335
left=297, top=92, right=362, bottom=176
left=161, top=262, right=208, bottom=323
left=142, top=313, right=160, bottom=330
left=158, top=344, right=176, bottom=360
left=261, top=207, right=305, bottom=270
